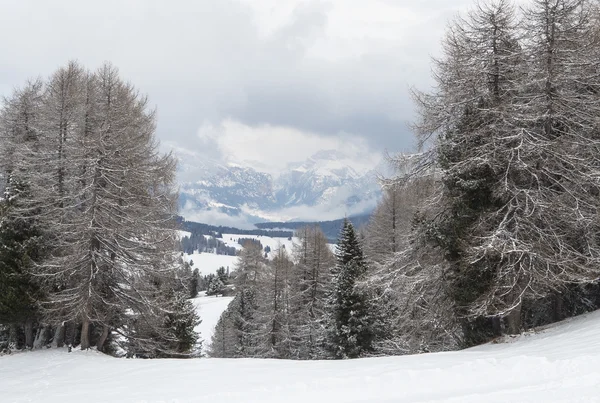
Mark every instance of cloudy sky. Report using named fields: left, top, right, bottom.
left=0, top=0, right=475, bottom=175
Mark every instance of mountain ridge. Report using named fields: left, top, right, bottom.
left=177, top=148, right=383, bottom=225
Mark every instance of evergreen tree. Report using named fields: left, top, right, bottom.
left=206, top=275, right=225, bottom=296
left=209, top=299, right=238, bottom=358
left=190, top=268, right=200, bottom=298
left=325, top=219, right=373, bottom=358
left=163, top=292, right=201, bottom=357
left=0, top=79, right=48, bottom=349
left=216, top=266, right=228, bottom=284
left=0, top=178, right=45, bottom=349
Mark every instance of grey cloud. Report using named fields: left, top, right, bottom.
left=0, top=0, right=476, bottom=156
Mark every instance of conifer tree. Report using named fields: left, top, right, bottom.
left=207, top=275, right=225, bottom=296
left=404, top=0, right=600, bottom=345
left=0, top=62, right=194, bottom=356
left=209, top=300, right=238, bottom=358
left=290, top=225, right=334, bottom=359
left=209, top=242, right=265, bottom=357
left=163, top=292, right=201, bottom=357
left=190, top=267, right=200, bottom=298
left=0, top=178, right=45, bottom=349
left=258, top=246, right=294, bottom=358
left=325, top=219, right=373, bottom=358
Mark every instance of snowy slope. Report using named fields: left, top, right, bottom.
left=182, top=234, right=299, bottom=276
left=2, top=311, right=600, bottom=402
left=191, top=293, right=234, bottom=354
left=183, top=252, right=238, bottom=276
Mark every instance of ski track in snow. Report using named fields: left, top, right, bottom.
left=2, top=310, right=600, bottom=402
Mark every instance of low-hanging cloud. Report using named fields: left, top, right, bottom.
left=193, top=118, right=383, bottom=176
left=0, top=0, right=477, bottom=170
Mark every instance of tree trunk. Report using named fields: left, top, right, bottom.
left=506, top=302, right=522, bottom=335
left=8, top=324, right=18, bottom=350
left=33, top=325, right=47, bottom=349
left=24, top=319, right=34, bottom=349
left=52, top=324, right=65, bottom=348
left=64, top=321, right=75, bottom=347
left=80, top=319, right=90, bottom=350
left=491, top=316, right=502, bottom=337
left=96, top=325, right=110, bottom=352
left=553, top=293, right=564, bottom=322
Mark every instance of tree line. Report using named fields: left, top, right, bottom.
left=0, top=62, right=198, bottom=357
left=209, top=222, right=376, bottom=359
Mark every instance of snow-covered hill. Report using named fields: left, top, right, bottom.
left=181, top=233, right=303, bottom=277
left=178, top=149, right=383, bottom=225
left=3, top=309, right=600, bottom=402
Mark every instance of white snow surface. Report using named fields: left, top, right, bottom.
left=176, top=230, right=192, bottom=239
left=2, top=310, right=600, bottom=402
left=191, top=293, right=234, bottom=354
left=183, top=252, right=238, bottom=276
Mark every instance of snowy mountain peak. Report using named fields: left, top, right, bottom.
left=177, top=148, right=382, bottom=225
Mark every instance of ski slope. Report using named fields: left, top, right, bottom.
left=2, top=310, right=600, bottom=402
left=191, top=293, right=234, bottom=353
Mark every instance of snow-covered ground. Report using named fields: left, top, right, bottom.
left=183, top=252, right=238, bottom=276
left=2, top=310, right=600, bottom=402
left=181, top=234, right=300, bottom=276
left=177, top=230, right=192, bottom=239
left=191, top=293, right=234, bottom=353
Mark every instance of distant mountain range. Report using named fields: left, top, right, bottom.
left=177, top=149, right=384, bottom=226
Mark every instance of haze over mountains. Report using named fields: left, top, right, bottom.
left=174, top=147, right=385, bottom=227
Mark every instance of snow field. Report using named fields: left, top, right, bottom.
left=182, top=233, right=301, bottom=277
left=176, top=230, right=192, bottom=239
left=183, top=252, right=238, bottom=276
left=2, top=310, right=600, bottom=402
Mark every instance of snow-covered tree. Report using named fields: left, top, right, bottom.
left=206, top=275, right=225, bottom=296
left=163, top=292, right=201, bottom=357
left=0, top=62, right=192, bottom=356
left=209, top=242, right=265, bottom=357
left=258, top=246, right=294, bottom=358
left=403, top=0, right=600, bottom=344
left=0, top=80, right=47, bottom=349
left=290, top=225, right=334, bottom=359
left=189, top=267, right=200, bottom=298
left=325, top=219, right=373, bottom=358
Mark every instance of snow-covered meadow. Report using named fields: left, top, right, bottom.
left=2, top=308, right=600, bottom=402
left=181, top=233, right=304, bottom=276
left=183, top=252, right=238, bottom=276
